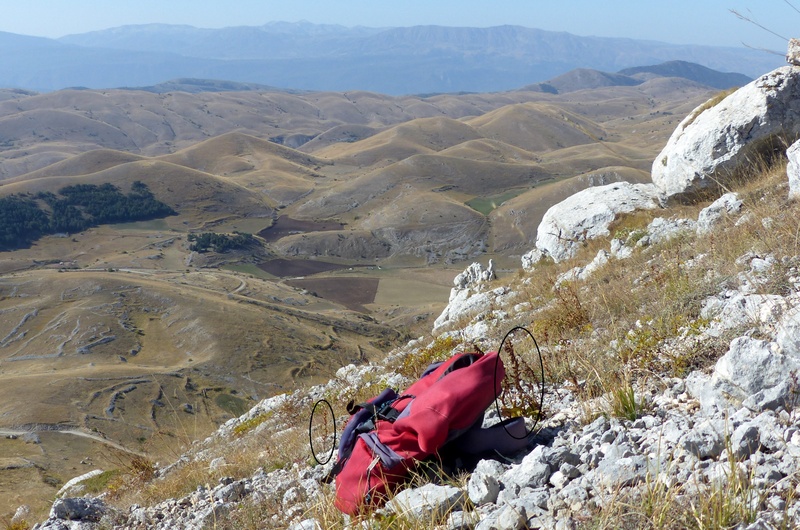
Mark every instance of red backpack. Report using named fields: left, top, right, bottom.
left=331, top=351, right=529, bottom=515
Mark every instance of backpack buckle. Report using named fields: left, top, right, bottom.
left=375, top=400, right=400, bottom=422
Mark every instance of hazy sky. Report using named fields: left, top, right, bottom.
left=1, top=0, right=797, bottom=52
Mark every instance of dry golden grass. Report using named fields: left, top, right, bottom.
left=105, top=392, right=312, bottom=511
left=496, top=156, right=796, bottom=415
left=465, top=102, right=607, bottom=153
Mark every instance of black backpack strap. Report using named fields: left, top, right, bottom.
left=346, top=394, right=411, bottom=423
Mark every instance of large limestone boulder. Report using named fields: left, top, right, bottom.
left=531, top=182, right=663, bottom=263
left=652, top=66, right=800, bottom=199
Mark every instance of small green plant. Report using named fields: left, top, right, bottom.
left=613, top=226, right=647, bottom=246
left=609, top=382, right=639, bottom=421
left=77, top=469, right=122, bottom=495
left=232, top=412, right=272, bottom=437
left=614, top=300, right=711, bottom=376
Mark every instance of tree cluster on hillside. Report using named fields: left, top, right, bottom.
left=0, top=195, right=51, bottom=250
left=187, top=231, right=255, bottom=253
left=0, top=181, right=175, bottom=251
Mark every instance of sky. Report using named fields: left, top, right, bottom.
left=0, top=0, right=797, bottom=52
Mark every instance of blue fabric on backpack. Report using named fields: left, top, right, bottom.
left=337, top=388, right=397, bottom=462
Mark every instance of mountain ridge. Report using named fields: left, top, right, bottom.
left=0, top=22, right=778, bottom=94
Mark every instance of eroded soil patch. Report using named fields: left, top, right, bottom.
left=258, top=216, right=345, bottom=243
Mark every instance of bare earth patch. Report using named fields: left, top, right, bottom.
left=258, top=216, right=345, bottom=243
left=257, top=258, right=348, bottom=277
left=286, top=277, right=379, bottom=312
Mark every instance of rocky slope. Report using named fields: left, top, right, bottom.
left=26, top=45, right=800, bottom=530
left=30, top=187, right=800, bottom=530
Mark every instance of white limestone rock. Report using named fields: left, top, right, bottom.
left=10, top=505, right=30, bottom=525
left=288, top=520, right=322, bottom=530
left=690, top=328, right=800, bottom=413
left=56, top=469, right=105, bottom=498
left=468, top=459, right=504, bottom=505
left=715, top=337, right=797, bottom=397
left=501, top=447, right=553, bottom=489
left=696, top=193, right=743, bottom=234
left=639, top=217, right=696, bottom=245
left=521, top=248, right=545, bottom=271
left=701, top=291, right=787, bottom=337
left=386, top=483, right=464, bottom=520
left=433, top=261, right=499, bottom=331
left=787, top=139, right=800, bottom=198
left=454, top=260, right=496, bottom=289
left=776, top=306, right=800, bottom=358
left=609, top=238, right=633, bottom=259
left=788, top=38, right=800, bottom=67
left=556, top=249, right=610, bottom=285
left=652, top=66, right=800, bottom=199
left=533, top=182, right=663, bottom=263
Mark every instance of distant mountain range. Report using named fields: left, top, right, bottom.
left=0, top=22, right=781, bottom=94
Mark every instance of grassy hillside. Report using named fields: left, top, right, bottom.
left=0, top=79, right=720, bottom=519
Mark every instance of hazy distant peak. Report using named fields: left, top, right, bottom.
left=61, top=23, right=202, bottom=39
left=0, top=30, right=67, bottom=48
left=260, top=20, right=378, bottom=35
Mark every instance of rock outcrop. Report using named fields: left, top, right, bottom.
left=787, top=139, right=800, bottom=198
left=433, top=260, right=500, bottom=333
left=38, top=260, right=800, bottom=528
left=652, top=66, right=800, bottom=199
left=696, top=192, right=743, bottom=234
left=788, top=38, right=800, bottom=67
left=526, top=182, right=663, bottom=264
